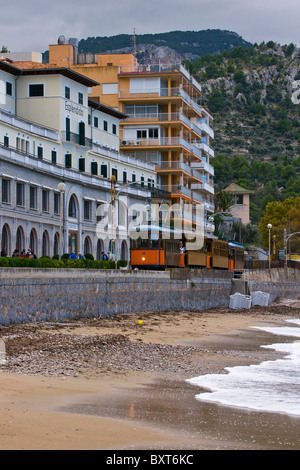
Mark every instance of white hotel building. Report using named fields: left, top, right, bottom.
left=0, top=58, right=157, bottom=260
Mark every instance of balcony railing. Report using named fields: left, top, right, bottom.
left=156, top=160, right=192, bottom=174
left=160, top=184, right=192, bottom=198
left=192, top=142, right=214, bottom=158
left=191, top=160, right=214, bottom=176
left=61, top=131, right=92, bottom=148
left=121, top=137, right=192, bottom=150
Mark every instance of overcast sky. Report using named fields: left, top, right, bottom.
left=1, top=0, right=300, bottom=53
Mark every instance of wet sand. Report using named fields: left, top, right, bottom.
left=0, top=302, right=300, bottom=450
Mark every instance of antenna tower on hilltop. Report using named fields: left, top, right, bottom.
left=132, top=28, right=137, bottom=57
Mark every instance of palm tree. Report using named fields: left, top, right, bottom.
left=215, top=190, right=235, bottom=213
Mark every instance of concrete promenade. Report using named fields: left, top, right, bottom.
left=0, top=267, right=299, bottom=325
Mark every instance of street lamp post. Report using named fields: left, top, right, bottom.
left=267, top=223, right=272, bottom=269
left=57, top=182, right=66, bottom=259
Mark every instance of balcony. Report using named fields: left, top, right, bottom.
left=192, top=142, right=214, bottom=158
left=191, top=160, right=214, bottom=176
left=121, top=136, right=192, bottom=151
left=191, top=121, right=214, bottom=139
left=61, top=131, right=92, bottom=148
left=156, top=160, right=192, bottom=174
left=160, top=184, right=192, bottom=199
left=191, top=182, right=214, bottom=195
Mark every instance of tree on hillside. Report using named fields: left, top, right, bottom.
left=259, top=197, right=300, bottom=251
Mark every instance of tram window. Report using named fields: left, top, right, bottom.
left=131, top=239, right=139, bottom=249
left=149, top=239, right=159, bottom=248
left=140, top=239, right=148, bottom=248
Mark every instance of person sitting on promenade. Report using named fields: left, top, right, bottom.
left=12, top=248, right=20, bottom=257
left=69, top=252, right=77, bottom=259
left=78, top=253, right=85, bottom=259
left=1, top=247, right=6, bottom=257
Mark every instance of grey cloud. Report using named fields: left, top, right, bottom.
left=1, top=0, right=299, bottom=53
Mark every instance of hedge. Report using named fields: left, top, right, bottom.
left=0, top=257, right=116, bottom=269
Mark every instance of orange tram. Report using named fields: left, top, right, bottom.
left=130, top=225, right=244, bottom=272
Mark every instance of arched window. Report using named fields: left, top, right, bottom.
left=42, top=230, right=49, bottom=257
left=16, top=226, right=25, bottom=253
left=29, top=228, right=38, bottom=256
left=83, top=236, right=92, bottom=255
left=54, top=232, right=60, bottom=256
left=121, top=240, right=128, bottom=260
left=68, top=195, right=78, bottom=219
left=1, top=224, right=11, bottom=256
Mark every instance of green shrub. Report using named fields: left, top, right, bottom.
left=117, top=260, right=128, bottom=269
left=84, top=253, right=94, bottom=260
left=0, top=256, right=115, bottom=270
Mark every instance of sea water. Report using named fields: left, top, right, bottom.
left=186, top=319, right=300, bottom=417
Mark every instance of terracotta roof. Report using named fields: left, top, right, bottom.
left=10, top=61, right=59, bottom=69
left=224, top=183, right=254, bottom=194
left=0, top=60, right=99, bottom=87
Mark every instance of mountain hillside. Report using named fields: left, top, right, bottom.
left=78, top=29, right=252, bottom=63
left=183, top=42, right=300, bottom=224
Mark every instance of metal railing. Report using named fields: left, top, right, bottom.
left=244, top=259, right=300, bottom=270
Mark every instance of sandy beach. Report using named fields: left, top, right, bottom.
left=0, top=300, right=300, bottom=450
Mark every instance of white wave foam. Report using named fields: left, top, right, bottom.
left=186, top=319, right=300, bottom=416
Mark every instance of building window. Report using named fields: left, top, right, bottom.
left=94, top=116, right=98, bottom=128
left=78, top=92, right=83, bottom=105
left=29, top=84, right=44, bottom=97
left=30, top=186, right=37, bottom=209
left=103, top=120, right=108, bottom=131
left=51, top=150, right=57, bottom=164
left=42, top=190, right=49, bottom=212
left=141, top=176, right=145, bottom=187
left=65, top=117, right=70, bottom=141
left=112, top=123, right=117, bottom=135
left=149, top=128, right=159, bottom=138
left=123, top=171, right=127, bottom=184
left=88, top=114, right=91, bottom=125
left=65, top=153, right=72, bottom=168
left=6, top=82, right=12, bottom=96
left=65, top=86, right=70, bottom=99
left=137, top=130, right=147, bottom=139
left=112, top=168, right=118, bottom=180
left=132, top=173, right=136, bottom=183
left=100, top=164, right=107, bottom=178
left=54, top=193, right=60, bottom=214
left=79, top=157, right=85, bottom=172
left=2, top=179, right=10, bottom=203
left=3, top=135, right=9, bottom=147
left=16, top=183, right=25, bottom=206
left=68, top=195, right=77, bottom=218
left=91, top=161, right=98, bottom=175
left=78, top=121, right=85, bottom=146
left=84, top=200, right=91, bottom=221
left=37, top=145, right=43, bottom=160
left=236, top=194, right=243, bottom=205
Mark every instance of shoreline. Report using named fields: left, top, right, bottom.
left=0, top=301, right=299, bottom=450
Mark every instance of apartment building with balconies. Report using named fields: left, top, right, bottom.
left=118, top=64, right=215, bottom=234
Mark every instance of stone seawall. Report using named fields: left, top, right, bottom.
left=0, top=268, right=232, bottom=325
left=1, top=268, right=300, bottom=326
